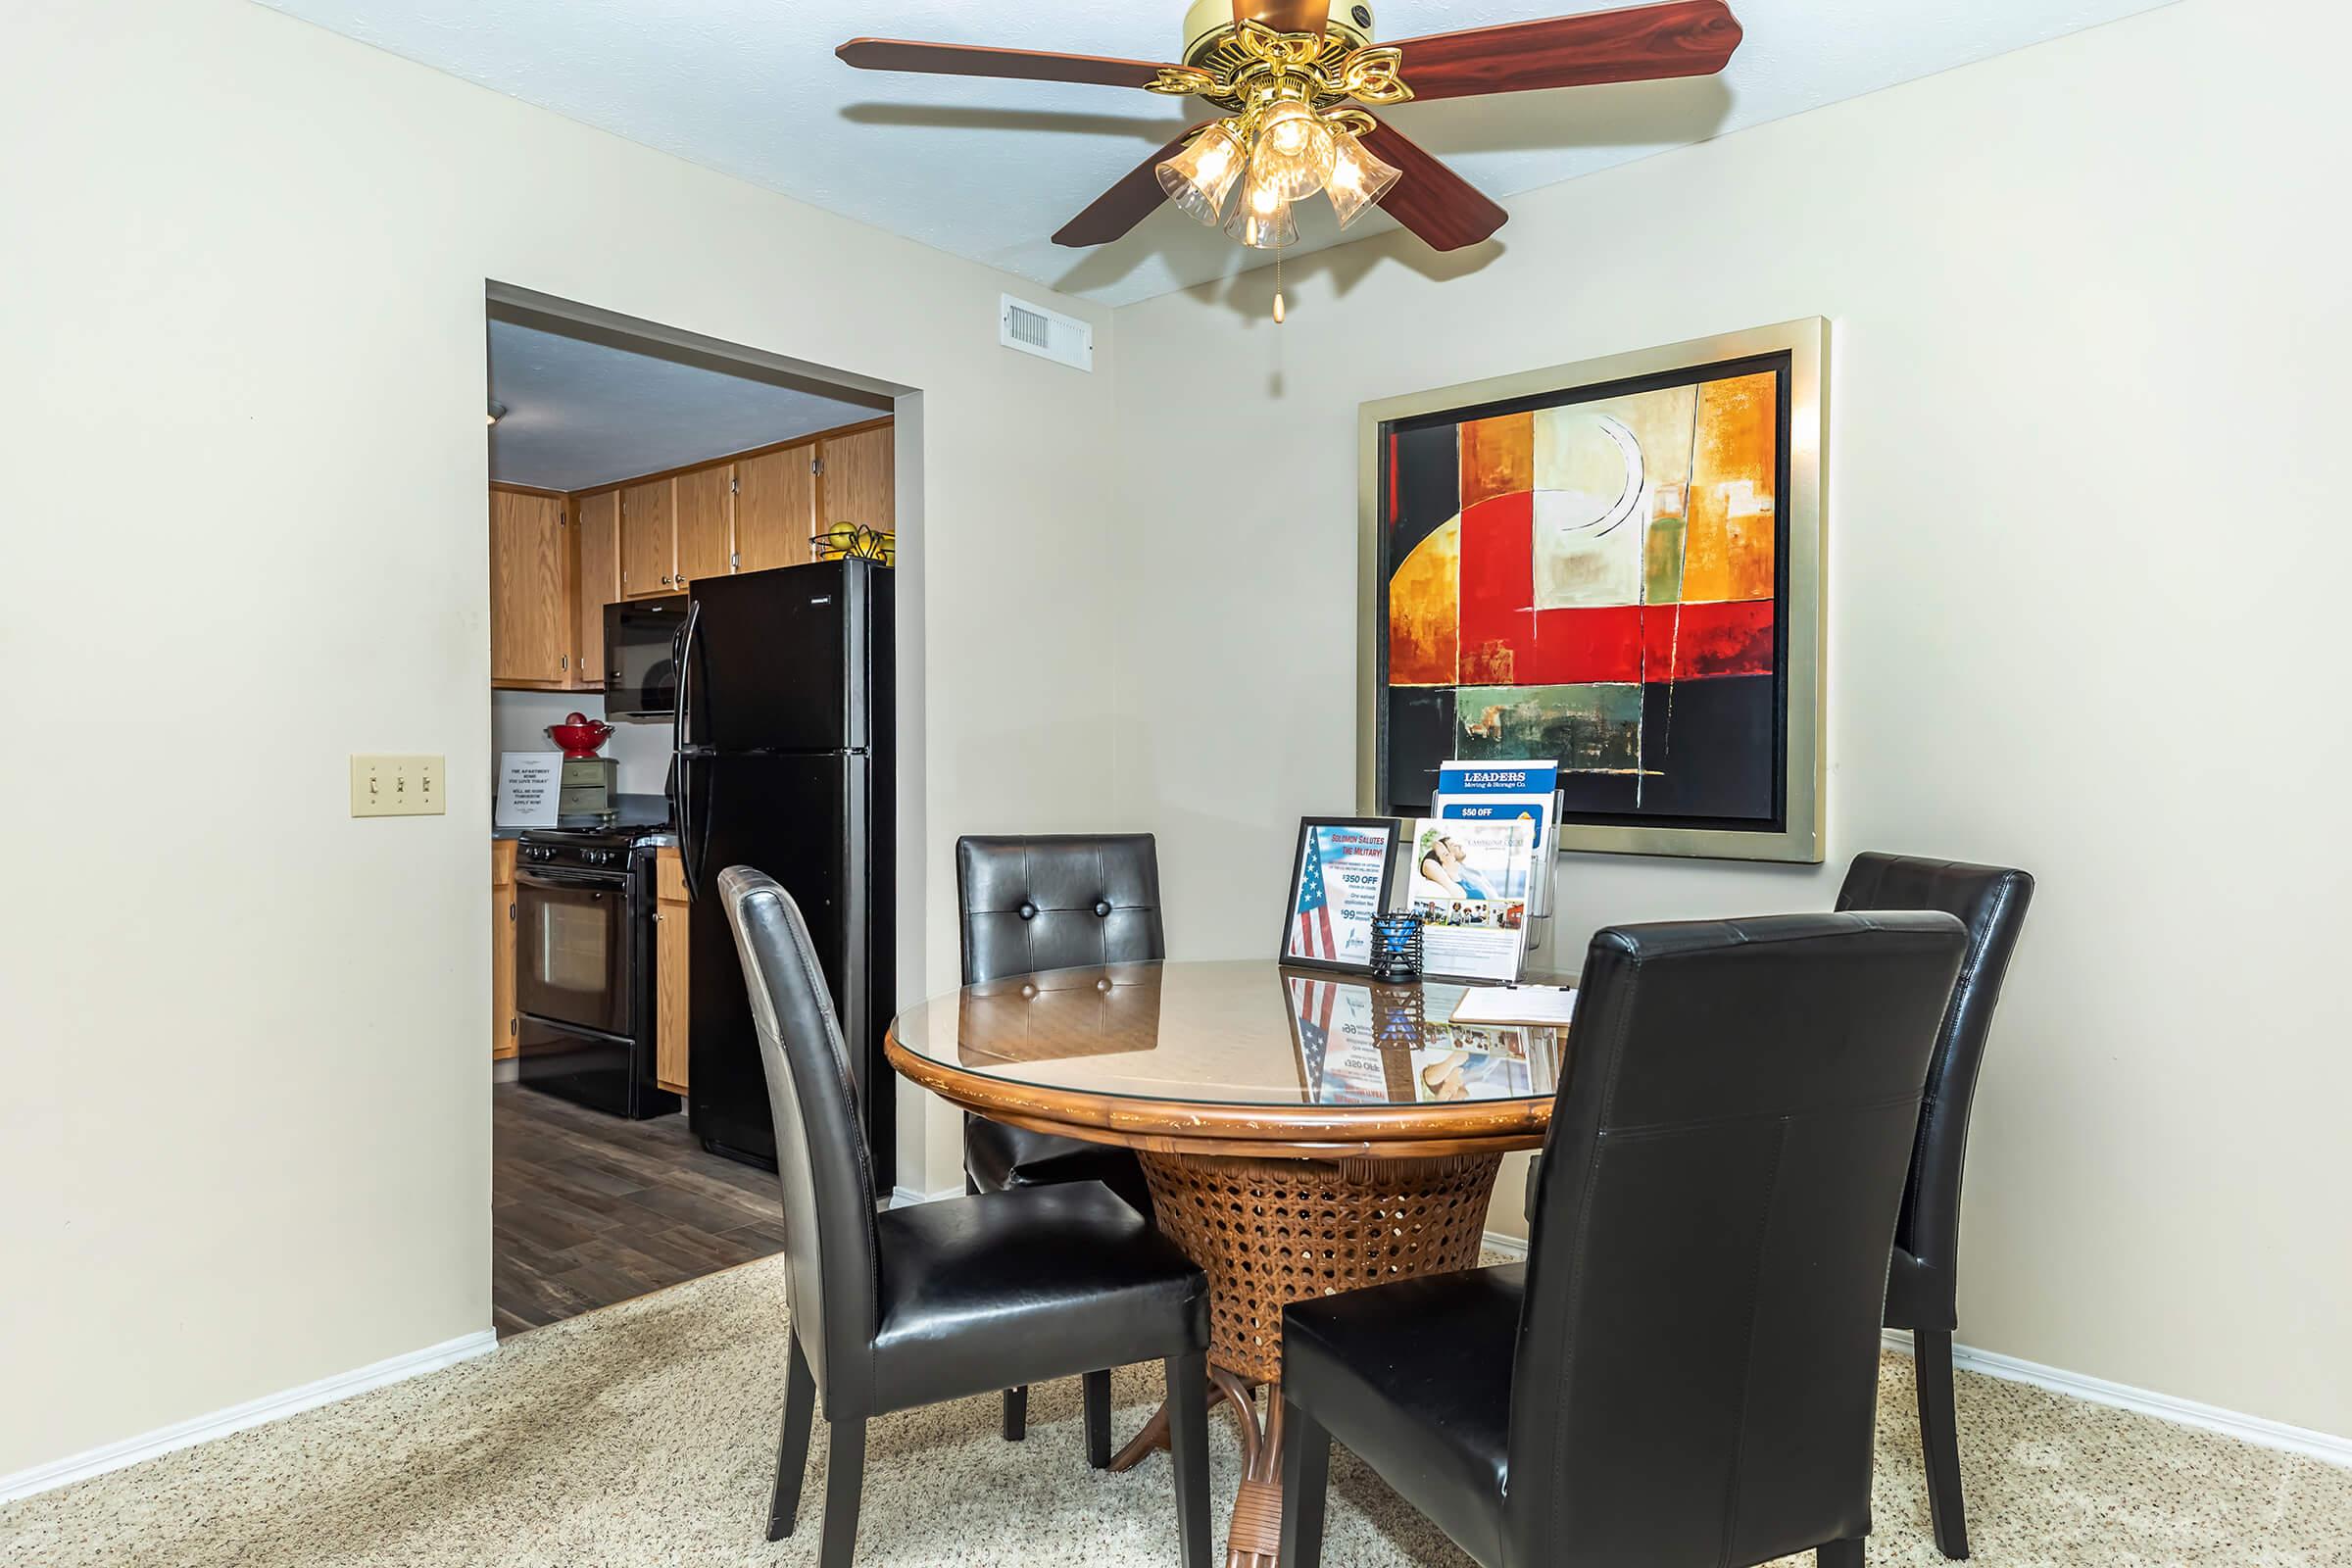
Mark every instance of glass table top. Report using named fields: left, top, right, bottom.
left=887, top=958, right=1570, bottom=1111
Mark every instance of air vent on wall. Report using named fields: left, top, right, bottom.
left=1000, top=294, right=1093, bottom=372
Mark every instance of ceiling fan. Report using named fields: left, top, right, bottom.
left=838, top=1, right=1743, bottom=259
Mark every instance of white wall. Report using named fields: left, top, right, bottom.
left=1111, top=0, right=2351, bottom=1439
left=489, top=691, right=669, bottom=799
left=0, top=0, right=1120, bottom=1479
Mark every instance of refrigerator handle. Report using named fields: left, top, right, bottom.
left=663, top=751, right=680, bottom=852
left=671, top=600, right=700, bottom=756
left=672, top=600, right=705, bottom=899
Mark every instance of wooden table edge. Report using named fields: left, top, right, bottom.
left=884, top=1029, right=1551, bottom=1161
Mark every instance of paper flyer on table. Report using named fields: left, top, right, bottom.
left=1402, top=817, right=1534, bottom=982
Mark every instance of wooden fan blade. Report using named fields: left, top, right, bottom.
left=1358, top=121, right=1508, bottom=252
left=837, top=38, right=1173, bottom=90
left=1053, top=126, right=1204, bottom=248
left=1232, top=0, right=1332, bottom=34
left=1390, top=1, right=1742, bottom=101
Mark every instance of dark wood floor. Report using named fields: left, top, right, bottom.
left=492, top=1083, right=786, bottom=1337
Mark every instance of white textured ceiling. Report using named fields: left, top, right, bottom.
left=267, top=0, right=2177, bottom=306
left=486, top=317, right=887, bottom=490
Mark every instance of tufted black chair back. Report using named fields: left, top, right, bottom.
left=1507, top=912, right=1968, bottom=1567
left=719, top=866, right=879, bottom=1412
left=956, top=835, right=1166, bottom=984
left=1836, top=853, right=2034, bottom=1330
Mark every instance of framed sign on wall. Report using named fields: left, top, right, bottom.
left=1357, top=318, right=1828, bottom=862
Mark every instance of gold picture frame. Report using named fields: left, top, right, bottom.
left=1356, top=318, right=1829, bottom=863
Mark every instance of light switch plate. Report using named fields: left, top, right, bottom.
left=350, top=755, right=447, bottom=817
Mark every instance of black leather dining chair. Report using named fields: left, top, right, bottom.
left=718, top=866, right=1212, bottom=1567
left=1279, top=911, right=1971, bottom=1568
left=957, top=834, right=1163, bottom=1443
left=1838, top=853, right=2034, bottom=1560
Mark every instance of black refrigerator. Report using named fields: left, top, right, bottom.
left=669, top=560, right=894, bottom=1186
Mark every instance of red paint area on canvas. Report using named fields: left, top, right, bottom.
left=1457, top=492, right=1535, bottom=683
left=1525, top=606, right=1645, bottom=683
left=1642, top=599, right=1775, bottom=680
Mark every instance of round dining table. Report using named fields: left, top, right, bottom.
left=884, top=957, right=1573, bottom=1568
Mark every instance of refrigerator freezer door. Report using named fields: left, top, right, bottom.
left=684, top=562, right=872, bottom=755
left=683, top=751, right=887, bottom=1174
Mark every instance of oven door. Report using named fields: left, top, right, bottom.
left=514, top=868, right=633, bottom=1038
left=604, top=597, right=687, bottom=719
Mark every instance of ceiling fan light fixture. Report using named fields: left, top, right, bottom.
left=1324, top=130, right=1400, bottom=228
left=1155, top=122, right=1245, bottom=226
left=1225, top=186, right=1298, bottom=250
left=1247, top=100, right=1336, bottom=203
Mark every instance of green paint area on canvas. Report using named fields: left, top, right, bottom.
left=1456, top=684, right=1643, bottom=772
left=1644, top=514, right=1687, bottom=605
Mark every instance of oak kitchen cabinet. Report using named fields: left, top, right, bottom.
left=493, top=840, right=518, bottom=1061
left=488, top=488, right=573, bottom=688
left=574, top=489, right=619, bottom=689
left=734, top=444, right=815, bottom=573
left=673, top=465, right=735, bottom=585
left=816, top=423, right=895, bottom=539
left=617, top=479, right=675, bottom=600
left=655, top=846, right=690, bottom=1093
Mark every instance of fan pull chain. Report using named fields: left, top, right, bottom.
left=1273, top=246, right=1286, bottom=324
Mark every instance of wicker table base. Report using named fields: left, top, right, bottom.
left=1132, top=1149, right=1504, bottom=1567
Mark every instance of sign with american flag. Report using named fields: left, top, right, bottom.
left=1282, top=817, right=1403, bottom=973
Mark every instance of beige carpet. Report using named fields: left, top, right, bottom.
left=6, top=1255, right=2348, bottom=1567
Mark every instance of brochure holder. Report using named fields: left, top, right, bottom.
left=1430, top=784, right=1563, bottom=929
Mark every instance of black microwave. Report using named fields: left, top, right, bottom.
left=604, top=596, right=689, bottom=719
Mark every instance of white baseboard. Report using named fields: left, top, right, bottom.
left=1884, top=1328, right=2351, bottom=1470
left=1482, top=1228, right=1530, bottom=1260
left=0, top=1329, right=498, bottom=1506
left=1482, top=1230, right=2347, bottom=1469
left=891, top=1184, right=964, bottom=1207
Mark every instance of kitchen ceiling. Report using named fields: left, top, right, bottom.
left=264, top=0, right=2178, bottom=307
left=487, top=318, right=888, bottom=491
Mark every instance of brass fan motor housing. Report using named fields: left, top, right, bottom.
left=1181, top=0, right=1375, bottom=67
left=1164, top=2, right=1401, bottom=119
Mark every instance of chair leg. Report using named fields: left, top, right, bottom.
left=1915, top=1328, right=1971, bottom=1559
left=1278, top=1397, right=1332, bottom=1568
left=1818, top=1539, right=1865, bottom=1567
left=766, top=1332, right=816, bottom=1542
left=1003, top=1385, right=1028, bottom=1442
left=1083, top=1370, right=1113, bottom=1469
left=818, top=1416, right=866, bottom=1568
left=1165, top=1352, right=1211, bottom=1568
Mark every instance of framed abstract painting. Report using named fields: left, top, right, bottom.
left=1356, top=319, right=1828, bottom=862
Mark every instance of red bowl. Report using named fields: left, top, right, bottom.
left=548, top=720, right=612, bottom=759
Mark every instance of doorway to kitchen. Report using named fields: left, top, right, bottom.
left=482, top=287, right=918, bottom=1336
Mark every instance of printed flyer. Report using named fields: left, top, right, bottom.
left=1286, top=819, right=1400, bottom=969
left=1404, top=818, right=1536, bottom=982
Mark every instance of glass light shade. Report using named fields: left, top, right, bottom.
left=1324, top=131, right=1401, bottom=228
left=1247, top=101, right=1336, bottom=204
left=1155, top=123, right=1245, bottom=227
left=1224, top=181, right=1298, bottom=250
